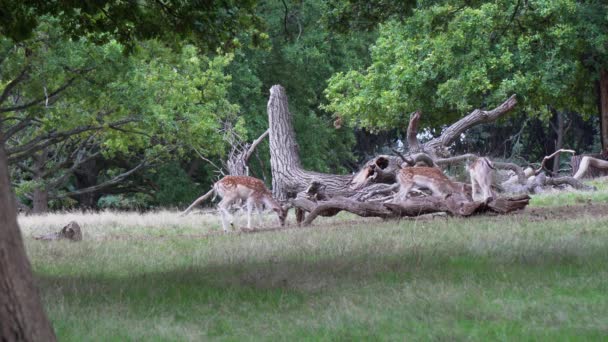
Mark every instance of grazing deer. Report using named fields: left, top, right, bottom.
left=468, top=157, right=495, bottom=202
left=181, top=176, right=286, bottom=231
left=397, top=167, right=463, bottom=199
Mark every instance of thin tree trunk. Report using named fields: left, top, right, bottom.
left=267, top=85, right=351, bottom=200
left=31, top=150, right=49, bottom=214
left=32, top=188, right=48, bottom=214
left=0, top=141, right=56, bottom=341
left=73, top=158, right=102, bottom=208
left=600, top=69, right=608, bottom=152
left=552, top=110, right=565, bottom=174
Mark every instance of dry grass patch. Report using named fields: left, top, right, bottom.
left=20, top=203, right=608, bottom=341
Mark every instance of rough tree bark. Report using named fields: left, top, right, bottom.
left=268, top=87, right=529, bottom=225
left=0, top=141, right=57, bottom=341
left=268, top=85, right=351, bottom=201
left=406, top=111, right=421, bottom=152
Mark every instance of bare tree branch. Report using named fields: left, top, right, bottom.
left=424, top=94, right=518, bottom=156
left=6, top=117, right=137, bottom=163
left=243, top=129, right=269, bottom=162
left=406, top=111, right=421, bottom=152
left=0, top=67, right=29, bottom=106
left=0, top=77, right=79, bottom=113
left=52, top=160, right=147, bottom=199
left=534, top=149, right=575, bottom=175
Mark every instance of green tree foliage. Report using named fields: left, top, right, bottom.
left=324, top=0, right=608, bottom=132
left=227, top=0, right=375, bottom=173
left=148, top=163, right=203, bottom=207
left=1, top=18, right=238, bottom=206
left=0, top=0, right=265, bottom=52
left=324, top=0, right=416, bottom=32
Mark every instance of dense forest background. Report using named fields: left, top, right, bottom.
left=1, top=0, right=607, bottom=213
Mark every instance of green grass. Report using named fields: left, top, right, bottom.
left=530, top=178, right=608, bottom=207
left=22, top=205, right=608, bottom=341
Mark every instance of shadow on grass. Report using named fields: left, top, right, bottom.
left=35, top=239, right=606, bottom=316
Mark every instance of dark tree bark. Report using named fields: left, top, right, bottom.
left=547, top=110, right=573, bottom=174
left=73, top=158, right=103, bottom=208
left=600, top=69, right=608, bottom=152
left=31, top=150, right=49, bottom=214
left=267, top=85, right=351, bottom=200
left=0, top=141, right=56, bottom=341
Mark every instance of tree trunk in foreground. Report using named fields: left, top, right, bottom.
left=0, top=142, right=56, bottom=341
left=268, top=85, right=351, bottom=200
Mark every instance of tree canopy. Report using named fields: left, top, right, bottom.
left=324, top=0, right=607, bottom=131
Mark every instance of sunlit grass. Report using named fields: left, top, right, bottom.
left=530, top=177, right=608, bottom=207
left=21, top=203, right=608, bottom=341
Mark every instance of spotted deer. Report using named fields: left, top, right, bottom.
left=181, top=175, right=286, bottom=231
left=397, top=167, right=464, bottom=200
left=468, top=157, right=495, bottom=202
left=214, top=176, right=287, bottom=231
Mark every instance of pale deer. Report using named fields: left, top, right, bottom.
left=468, top=157, right=495, bottom=202
left=397, top=167, right=463, bottom=199
left=214, top=176, right=286, bottom=231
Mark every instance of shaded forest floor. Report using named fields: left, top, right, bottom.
left=19, top=180, right=608, bottom=341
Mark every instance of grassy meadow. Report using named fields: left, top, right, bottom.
left=19, top=182, right=608, bottom=341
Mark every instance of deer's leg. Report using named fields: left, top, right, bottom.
left=397, top=181, right=414, bottom=201
left=255, top=203, right=265, bottom=227
left=295, top=208, right=305, bottom=227
left=470, top=172, right=479, bottom=201
left=482, top=177, right=493, bottom=202
left=245, top=198, right=256, bottom=229
left=218, top=197, right=237, bottom=232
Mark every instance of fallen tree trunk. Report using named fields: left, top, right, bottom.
left=34, top=221, right=83, bottom=241
left=297, top=194, right=530, bottom=226
left=268, top=86, right=519, bottom=199
left=573, top=155, right=608, bottom=179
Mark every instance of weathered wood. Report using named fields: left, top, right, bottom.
left=295, top=193, right=530, bottom=226
left=406, top=111, right=421, bottom=152
left=572, top=155, right=608, bottom=179
left=494, top=161, right=527, bottom=184
left=423, top=94, right=518, bottom=157
left=34, top=221, right=83, bottom=241
left=545, top=176, right=595, bottom=191
left=225, top=128, right=269, bottom=176
left=303, top=197, right=395, bottom=225
left=268, top=85, right=351, bottom=200
left=534, top=149, right=575, bottom=175
left=350, top=155, right=402, bottom=189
